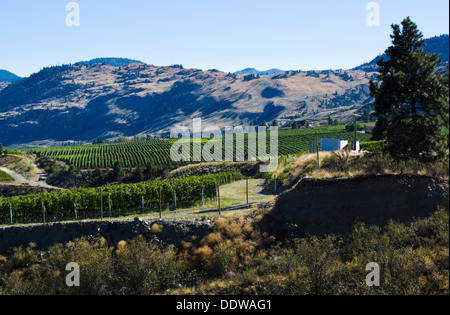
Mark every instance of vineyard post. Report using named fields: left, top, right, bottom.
left=246, top=177, right=249, bottom=209
left=100, top=189, right=103, bottom=220
left=159, top=186, right=162, bottom=219
left=201, top=187, right=204, bottom=206
left=41, top=198, right=46, bottom=224
left=274, top=176, right=277, bottom=194
left=109, top=196, right=112, bottom=217
left=174, top=191, right=177, bottom=210
left=74, top=201, right=77, bottom=220
left=9, top=202, right=13, bottom=225
left=218, top=178, right=221, bottom=216
left=141, top=196, right=144, bottom=214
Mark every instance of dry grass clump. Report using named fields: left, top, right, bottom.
left=201, top=232, right=223, bottom=247
left=0, top=208, right=448, bottom=295
left=187, top=211, right=274, bottom=276
left=194, top=245, right=214, bottom=262
left=284, top=152, right=449, bottom=187
left=151, top=223, right=163, bottom=234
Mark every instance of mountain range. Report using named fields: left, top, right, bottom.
left=0, top=35, right=448, bottom=147
left=233, top=68, right=286, bottom=76
left=353, top=34, right=449, bottom=72
left=0, top=70, right=21, bottom=83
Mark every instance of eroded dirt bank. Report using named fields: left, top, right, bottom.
left=0, top=217, right=214, bottom=253
left=261, top=175, right=449, bottom=238
left=0, top=175, right=448, bottom=253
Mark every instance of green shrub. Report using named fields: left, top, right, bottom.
left=360, top=141, right=386, bottom=153
left=0, top=170, right=14, bottom=181
left=0, top=209, right=448, bottom=295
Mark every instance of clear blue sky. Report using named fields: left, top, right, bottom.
left=1, top=0, right=448, bottom=77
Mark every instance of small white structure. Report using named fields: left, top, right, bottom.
left=352, top=141, right=360, bottom=153
left=321, top=138, right=349, bottom=152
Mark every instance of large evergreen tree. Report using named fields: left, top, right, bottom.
left=370, top=17, right=449, bottom=161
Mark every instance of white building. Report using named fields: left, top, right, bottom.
left=310, top=138, right=360, bottom=153
left=321, top=138, right=349, bottom=152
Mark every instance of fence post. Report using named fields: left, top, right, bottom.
left=9, top=202, right=13, bottom=225
left=41, top=200, right=46, bottom=224
left=159, top=186, right=162, bottom=219
left=174, top=191, right=177, bottom=210
left=74, top=201, right=77, bottom=220
left=100, top=189, right=103, bottom=220
left=218, top=178, right=221, bottom=216
left=246, top=177, right=249, bottom=208
left=109, top=196, right=112, bottom=217
left=201, top=187, right=204, bottom=206
left=141, top=195, right=144, bottom=214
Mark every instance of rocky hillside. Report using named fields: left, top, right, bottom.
left=0, top=62, right=374, bottom=146
left=234, top=68, right=285, bottom=75
left=0, top=70, right=21, bottom=83
left=354, top=34, right=449, bottom=72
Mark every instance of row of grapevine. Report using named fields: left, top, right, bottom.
left=28, top=126, right=373, bottom=169
left=0, top=172, right=244, bottom=225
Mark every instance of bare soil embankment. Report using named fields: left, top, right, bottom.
left=260, top=175, right=449, bottom=238
left=0, top=174, right=448, bottom=253
left=0, top=217, right=214, bottom=253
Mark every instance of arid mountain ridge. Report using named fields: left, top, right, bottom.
left=0, top=63, right=374, bottom=146
left=0, top=34, right=448, bottom=147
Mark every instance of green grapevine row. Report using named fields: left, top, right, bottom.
left=28, top=126, right=372, bottom=169
left=0, top=172, right=243, bottom=225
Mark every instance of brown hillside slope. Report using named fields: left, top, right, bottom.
left=0, top=63, right=374, bottom=146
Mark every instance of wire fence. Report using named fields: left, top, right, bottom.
left=0, top=192, right=223, bottom=226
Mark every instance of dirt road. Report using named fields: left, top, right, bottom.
left=0, top=166, right=59, bottom=189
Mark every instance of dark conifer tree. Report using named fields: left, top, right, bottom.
left=370, top=17, right=449, bottom=161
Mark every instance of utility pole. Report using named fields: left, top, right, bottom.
left=315, top=132, right=320, bottom=170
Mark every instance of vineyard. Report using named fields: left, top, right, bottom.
left=0, top=172, right=243, bottom=225
left=28, top=125, right=372, bottom=169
